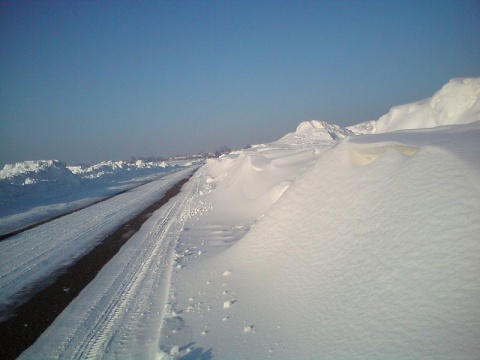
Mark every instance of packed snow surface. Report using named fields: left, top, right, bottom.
left=5, top=78, right=480, bottom=359
left=0, top=167, right=196, bottom=321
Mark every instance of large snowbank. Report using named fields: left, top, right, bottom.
left=0, top=160, right=82, bottom=217
left=0, top=160, right=79, bottom=186
left=0, top=159, right=172, bottom=187
left=158, top=79, right=480, bottom=358
left=207, top=122, right=480, bottom=358
left=346, top=119, right=377, bottom=134
left=277, top=119, right=354, bottom=147
left=199, top=119, right=352, bottom=225
left=375, top=77, right=480, bottom=133
left=77, top=160, right=169, bottom=180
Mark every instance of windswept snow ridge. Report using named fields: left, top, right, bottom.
left=157, top=78, right=480, bottom=359
left=374, top=77, right=480, bottom=133
left=208, top=122, right=480, bottom=358
left=0, top=160, right=80, bottom=186
left=277, top=119, right=355, bottom=146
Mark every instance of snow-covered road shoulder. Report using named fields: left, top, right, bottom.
left=18, top=167, right=202, bottom=359
left=0, top=167, right=196, bottom=322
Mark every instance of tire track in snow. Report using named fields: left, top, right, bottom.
left=0, top=168, right=197, bottom=360
left=0, top=168, right=194, bottom=320
left=0, top=178, right=152, bottom=241
left=73, top=199, right=185, bottom=359
left=16, top=169, right=201, bottom=359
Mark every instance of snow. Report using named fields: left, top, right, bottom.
left=374, top=77, right=480, bottom=133
left=346, top=119, right=377, bottom=135
left=207, top=124, right=479, bottom=358
left=0, top=167, right=196, bottom=322
left=158, top=78, right=480, bottom=359
left=0, top=159, right=191, bottom=236
left=78, top=160, right=169, bottom=179
left=17, top=169, right=199, bottom=359
left=277, top=119, right=354, bottom=146
left=3, top=78, right=479, bottom=359
left=0, top=160, right=80, bottom=185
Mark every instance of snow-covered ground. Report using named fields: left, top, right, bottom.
left=0, top=159, right=194, bottom=236
left=0, top=167, right=197, bottom=321
left=3, top=78, right=480, bottom=359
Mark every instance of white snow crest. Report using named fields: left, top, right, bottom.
left=277, top=119, right=354, bottom=147
left=79, top=160, right=169, bottom=179
left=0, top=160, right=81, bottom=212
left=200, top=144, right=319, bottom=225
left=0, top=160, right=79, bottom=186
left=346, top=120, right=377, bottom=135
left=375, top=77, right=480, bottom=133
left=0, top=159, right=181, bottom=229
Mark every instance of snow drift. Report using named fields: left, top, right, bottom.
left=159, top=78, right=480, bottom=359
left=0, top=159, right=178, bottom=187
left=277, top=119, right=354, bottom=147
left=213, top=123, right=480, bottom=358
left=0, top=160, right=81, bottom=214
left=0, top=160, right=80, bottom=186
left=375, top=77, right=480, bottom=133
left=76, top=160, right=169, bottom=180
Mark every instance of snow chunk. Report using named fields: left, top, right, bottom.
left=346, top=120, right=377, bottom=135
left=223, top=300, right=233, bottom=309
left=278, top=120, right=354, bottom=146
left=169, top=345, right=179, bottom=356
left=243, top=325, right=253, bottom=333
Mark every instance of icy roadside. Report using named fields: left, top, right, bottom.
left=0, top=159, right=194, bottom=236
left=18, top=165, right=203, bottom=359
left=0, top=167, right=197, bottom=322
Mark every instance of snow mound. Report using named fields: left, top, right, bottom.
left=80, top=160, right=130, bottom=179
left=0, top=160, right=79, bottom=186
left=202, top=149, right=317, bottom=225
left=199, top=121, right=335, bottom=226
left=277, top=120, right=354, bottom=147
left=375, top=77, right=480, bottom=133
left=346, top=120, right=377, bottom=135
left=78, top=160, right=168, bottom=180
left=163, top=80, right=480, bottom=358
left=0, top=160, right=82, bottom=218
left=197, top=122, right=480, bottom=358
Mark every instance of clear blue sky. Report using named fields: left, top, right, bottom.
left=1, top=0, right=479, bottom=165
